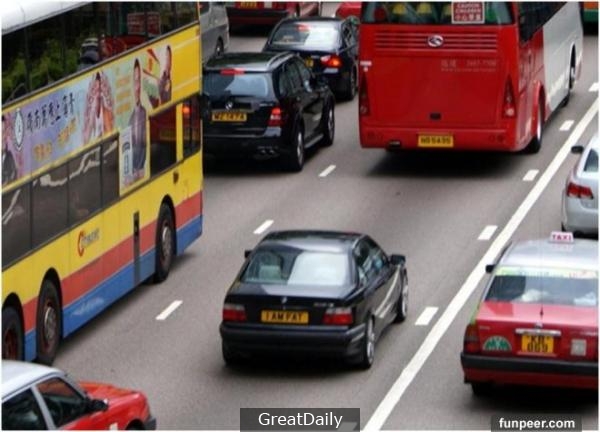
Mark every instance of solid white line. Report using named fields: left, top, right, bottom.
left=364, top=100, right=598, bottom=432
left=560, top=120, right=575, bottom=131
left=478, top=225, right=497, bottom=241
left=156, top=300, right=182, bottom=321
left=319, top=165, right=337, bottom=178
left=414, top=307, right=438, bottom=326
left=523, top=169, right=539, bottom=182
left=253, top=219, right=274, bottom=235
left=590, top=82, right=599, bottom=92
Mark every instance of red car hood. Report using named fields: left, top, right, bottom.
left=79, top=381, right=142, bottom=401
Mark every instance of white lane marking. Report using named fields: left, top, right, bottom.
left=560, top=120, right=575, bottom=131
left=319, top=165, right=337, bottom=178
left=523, top=169, right=539, bottom=182
left=590, top=82, right=599, bottom=92
left=478, top=225, right=497, bottom=241
left=156, top=300, right=182, bottom=321
left=414, top=307, right=438, bottom=326
left=364, top=101, right=598, bottom=432
left=253, top=219, right=274, bottom=235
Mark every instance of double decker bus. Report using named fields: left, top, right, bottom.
left=358, top=2, right=583, bottom=153
left=2, top=2, right=204, bottom=364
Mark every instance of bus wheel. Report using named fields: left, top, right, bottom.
left=154, top=204, right=175, bottom=283
left=2, top=307, right=23, bottom=360
left=526, top=100, right=543, bottom=154
left=561, top=51, right=576, bottom=108
left=36, top=280, right=61, bottom=365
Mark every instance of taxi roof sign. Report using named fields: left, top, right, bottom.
left=549, top=231, right=574, bottom=243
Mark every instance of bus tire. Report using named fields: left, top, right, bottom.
left=154, top=204, right=175, bottom=283
left=561, top=50, right=576, bottom=108
left=36, top=280, right=61, bottom=365
left=525, top=99, right=543, bottom=154
left=2, top=306, right=24, bottom=360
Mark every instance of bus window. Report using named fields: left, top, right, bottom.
left=32, top=164, right=69, bottom=247
left=27, top=14, right=66, bottom=93
left=102, top=139, right=120, bottom=206
left=2, top=28, right=28, bottom=103
left=183, top=97, right=202, bottom=157
left=2, top=185, right=32, bottom=266
left=150, top=107, right=177, bottom=176
left=68, top=146, right=102, bottom=225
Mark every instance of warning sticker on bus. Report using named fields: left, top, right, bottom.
left=452, top=2, right=485, bottom=24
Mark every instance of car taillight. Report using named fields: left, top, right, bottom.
left=220, top=68, right=244, bottom=75
left=323, top=307, right=353, bottom=325
left=463, top=323, right=480, bottom=354
left=567, top=182, right=594, bottom=199
left=268, top=106, right=283, bottom=127
left=223, top=303, right=247, bottom=322
left=502, top=78, right=516, bottom=118
left=359, top=73, right=370, bottom=116
left=320, top=55, right=342, bottom=68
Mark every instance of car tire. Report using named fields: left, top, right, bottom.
left=525, top=98, right=543, bottom=154
left=36, top=279, right=61, bottom=365
left=2, top=307, right=24, bottom=360
left=340, top=68, right=357, bottom=101
left=320, top=103, right=335, bottom=147
left=153, top=204, right=175, bottom=283
left=214, top=38, right=224, bottom=58
left=471, top=382, right=492, bottom=397
left=393, top=277, right=408, bottom=323
left=222, top=341, right=243, bottom=366
left=284, top=126, right=305, bottom=172
left=355, top=317, right=375, bottom=369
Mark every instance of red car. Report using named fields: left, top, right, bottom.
left=2, top=360, right=156, bottom=430
left=226, top=2, right=321, bottom=27
left=461, top=233, right=598, bottom=395
left=335, top=2, right=362, bottom=20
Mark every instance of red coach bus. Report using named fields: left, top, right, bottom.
left=358, top=2, right=583, bottom=153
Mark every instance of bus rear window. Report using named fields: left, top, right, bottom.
left=361, top=2, right=513, bottom=25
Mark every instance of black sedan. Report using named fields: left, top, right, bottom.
left=220, top=230, right=408, bottom=369
left=203, top=52, right=335, bottom=172
left=263, top=17, right=359, bottom=100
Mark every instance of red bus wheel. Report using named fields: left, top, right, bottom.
left=2, top=307, right=24, bottom=360
left=36, top=280, right=61, bottom=365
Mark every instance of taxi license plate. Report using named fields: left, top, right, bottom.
left=305, top=58, right=314, bottom=68
left=261, top=310, right=309, bottom=324
left=418, top=134, right=454, bottom=148
left=212, top=112, right=247, bottom=122
left=239, top=2, right=257, bottom=8
left=521, top=335, right=554, bottom=354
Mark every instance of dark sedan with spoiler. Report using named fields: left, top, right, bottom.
left=220, top=230, right=408, bottom=369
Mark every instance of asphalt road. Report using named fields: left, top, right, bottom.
left=55, top=3, right=599, bottom=430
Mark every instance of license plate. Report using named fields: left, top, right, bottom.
left=211, top=112, right=247, bottom=122
left=305, top=58, right=314, bottom=68
left=239, top=2, right=257, bottom=8
left=521, top=335, right=554, bottom=354
left=418, top=134, right=454, bottom=148
left=261, top=310, right=309, bottom=324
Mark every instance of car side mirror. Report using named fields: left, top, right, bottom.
left=87, top=398, right=108, bottom=413
left=390, top=254, right=406, bottom=266
left=244, top=249, right=252, bottom=258
left=485, top=264, right=495, bottom=273
left=571, top=145, right=584, bottom=154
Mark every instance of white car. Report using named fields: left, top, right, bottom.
left=200, top=1, right=229, bottom=64
left=561, top=132, right=598, bottom=237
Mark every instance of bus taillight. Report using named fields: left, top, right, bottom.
left=359, top=73, right=370, bottom=116
left=503, top=78, right=516, bottom=118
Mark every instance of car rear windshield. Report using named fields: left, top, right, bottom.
left=269, top=22, right=340, bottom=50
left=204, top=72, right=272, bottom=99
left=242, top=248, right=350, bottom=287
left=361, top=2, right=513, bottom=25
left=485, top=267, right=598, bottom=307
left=584, top=148, right=598, bottom=173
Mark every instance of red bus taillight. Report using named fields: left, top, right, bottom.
left=223, top=303, right=247, bottom=322
left=463, top=323, right=480, bottom=354
left=320, top=55, right=342, bottom=68
left=567, top=182, right=594, bottom=200
left=503, top=78, right=516, bottom=118
left=323, top=307, right=353, bottom=325
left=268, top=106, right=283, bottom=127
left=359, top=73, right=370, bottom=116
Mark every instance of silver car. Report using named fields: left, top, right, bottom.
left=200, top=1, right=230, bottom=64
left=561, top=132, right=598, bottom=237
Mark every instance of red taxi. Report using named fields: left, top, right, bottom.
left=226, top=2, right=321, bottom=27
left=461, top=232, right=598, bottom=395
left=2, top=360, right=156, bottom=430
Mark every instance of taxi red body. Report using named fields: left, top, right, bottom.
left=460, top=234, right=598, bottom=394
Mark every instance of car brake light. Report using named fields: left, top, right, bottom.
left=221, top=68, right=245, bottom=75
left=359, top=73, right=370, bottom=116
left=268, top=106, right=283, bottom=127
left=503, top=78, right=516, bottom=118
left=323, top=307, right=353, bottom=325
left=566, top=182, right=594, bottom=199
left=223, top=303, right=247, bottom=322
left=320, top=55, right=342, bottom=68
left=463, top=323, right=480, bottom=354
left=182, top=105, right=191, bottom=117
